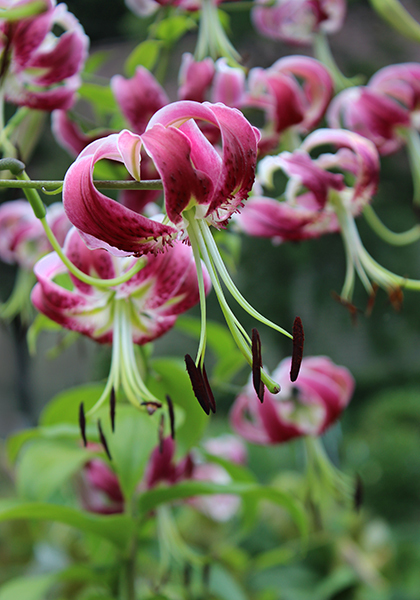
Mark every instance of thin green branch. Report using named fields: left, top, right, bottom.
left=0, top=178, right=163, bottom=191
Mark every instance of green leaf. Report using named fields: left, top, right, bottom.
left=154, top=15, right=197, bottom=45
left=16, top=439, right=92, bottom=502
left=101, top=405, right=160, bottom=501
left=138, top=481, right=308, bottom=539
left=40, top=383, right=107, bottom=427
left=149, top=357, right=208, bottom=457
left=0, top=573, right=57, bottom=600
left=0, top=499, right=132, bottom=549
left=209, top=564, right=247, bottom=600
left=78, top=83, right=117, bottom=117
left=84, top=50, right=110, bottom=75
left=125, top=40, right=162, bottom=77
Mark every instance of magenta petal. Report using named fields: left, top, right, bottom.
left=178, top=53, right=215, bottom=102
left=29, top=31, right=87, bottom=85
left=11, top=8, right=54, bottom=68
left=141, top=124, right=214, bottom=224
left=63, top=133, right=178, bottom=256
left=111, top=67, right=169, bottom=134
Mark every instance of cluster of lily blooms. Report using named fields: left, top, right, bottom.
left=1, top=0, right=415, bottom=510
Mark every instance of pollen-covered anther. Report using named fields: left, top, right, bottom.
left=97, top=419, right=112, bottom=461
left=110, top=387, right=116, bottom=433
left=166, top=395, right=175, bottom=440
left=79, top=402, right=87, bottom=447
left=251, top=328, right=264, bottom=403
left=185, top=354, right=216, bottom=415
left=290, top=317, right=304, bottom=382
left=141, top=401, right=162, bottom=415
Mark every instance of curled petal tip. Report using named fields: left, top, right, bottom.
left=290, top=316, right=304, bottom=382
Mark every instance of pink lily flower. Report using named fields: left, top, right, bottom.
left=0, top=199, right=70, bottom=269
left=31, top=227, right=210, bottom=411
left=245, top=56, right=333, bottom=145
left=236, top=128, right=379, bottom=243
left=231, top=356, right=354, bottom=444
left=0, top=0, right=89, bottom=111
left=81, top=437, right=194, bottom=514
left=251, top=0, right=346, bottom=45
left=178, top=53, right=215, bottom=103
left=62, top=101, right=293, bottom=409
left=190, top=434, right=247, bottom=521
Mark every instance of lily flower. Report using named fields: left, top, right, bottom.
left=0, top=199, right=70, bottom=320
left=31, top=226, right=210, bottom=413
left=178, top=53, right=215, bottom=103
left=0, top=0, right=89, bottom=111
left=231, top=355, right=354, bottom=444
left=251, top=0, right=346, bottom=45
left=328, top=63, right=420, bottom=205
left=231, top=354, right=355, bottom=511
left=245, top=56, right=333, bottom=152
left=62, top=101, right=294, bottom=408
left=236, top=128, right=419, bottom=308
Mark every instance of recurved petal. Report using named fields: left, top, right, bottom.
left=63, top=132, right=178, bottom=256
left=111, top=67, right=169, bottom=135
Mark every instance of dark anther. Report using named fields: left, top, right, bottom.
left=110, top=387, right=116, bottom=433
left=141, top=401, right=162, bottom=415
left=166, top=395, right=175, bottom=440
left=251, top=328, right=264, bottom=403
left=97, top=419, right=112, bottom=460
left=185, top=354, right=216, bottom=415
left=158, top=414, right=165, bottom=453
left=388, top=286, right=404, bottom=312
left=79, top=402, right=87, bottom=447
left=290, top=316, right=304, bottom=382
left=354, top=474, right=363, bottom=512
left=365, top=283, right=378, bottom=317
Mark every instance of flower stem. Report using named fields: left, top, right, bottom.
left=0, top=178, right=163, bottom=190
left=363, top=204, right=420, bottom=245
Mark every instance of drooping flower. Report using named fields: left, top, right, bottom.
left=0, top=0, right=89, bottom=111
left=62, top=101, right=293, bottom=407
left=251, top=0, right=346, bottom=45
left=0, top=200, right=70, bottom=320
left=31, top=226, right=210, bottom=412
left=178, top=53, right=215, bottom=103
left=231, top=355, right=354, bottom=444
left=235, top=128, right=413, bottom=308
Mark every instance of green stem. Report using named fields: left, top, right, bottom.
left=313, top=33, right=364, bottom=93
left=0, top=178, right=163, bottom=191
left=363, top=204, right=420, bottom=245
left=404, top=128, right=420, bottom=207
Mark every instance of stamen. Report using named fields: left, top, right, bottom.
left=110, top=387, right=116, bottom=433
left=79, top=402, right=87, bottom=447
left=185, top=354, right=213, bottom=415
left=97, top=419, right=112, bottom=460
left=141, top=401, right=162, bottom=415
left=166, top=395, right=176, bottom=439
left=354, top=474, right=363, bottom=512
left=331, top=291, right=360, bottom=325
left=290, top=317, right=304, bottom=382
left=159, top=414, right=165, bottom=453
left=251, top=328, right=264, bottom=403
